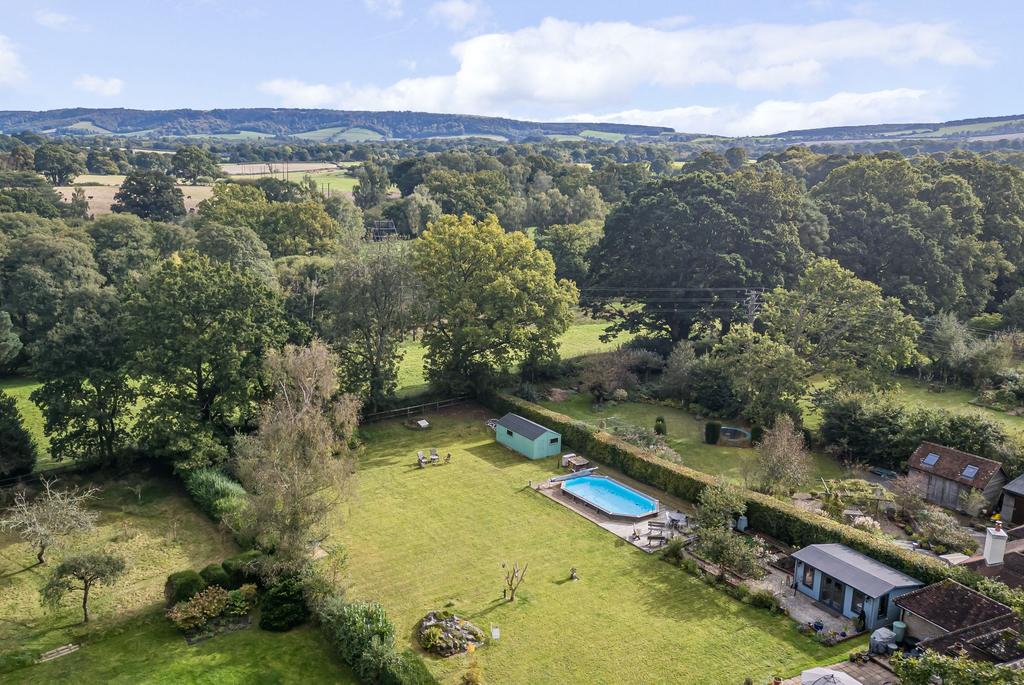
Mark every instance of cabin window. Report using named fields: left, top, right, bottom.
left=549, top=437, right=559, bottom=444
left=876, top=593, right=888, bottom=619
left=802, top=563, right=814, bottom=588
left=506, top=429, right=513, bottom=437
left=851, top=590, right=866, bottom=616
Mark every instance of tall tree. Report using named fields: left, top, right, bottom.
left=258, top=201, right=341, bottom=257
left=86, top=214, right=158, bottom=287
left=33, top=143, right=85, bottom=185
left=111, top=171, right=185, bottom=221
left=589, top=170, right=808, bottom=340
left=127, top=252, right=287, bottom=468
left=324, top=239, right=417, bottom=408
left=0, top=390, right=36, bottom=476
left=171, top=146, right=220, bottom=184
left=236, top=341, right=359, bottom=576
left=0, top=227, right=105, bottom=349
left=195, top=222, right=275, bottom=284
left=760, top=258, right=921, bottom=390
left=534, top=220, right=604, bottom=284
left=412, top=214, right=577, bottom=393
left=41, top=551, right=126, bottom=623
left=753, top=415, right=811, bottom=496
left=31, top=287, right=136, bottom=466
left=0, top=311, right=22, bottom=367
left=353, top=162, right=391, bottom=209
left=196, top=182, right=269, bottom=230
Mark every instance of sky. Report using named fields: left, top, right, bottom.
left=0, top=0, right=1021, bottom=136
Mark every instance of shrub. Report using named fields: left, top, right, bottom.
left=654, top=416, right=667, bottom=436
left=226, top=584, right=258, bottom=616
left=749, top=425, right=764, bottom=444
left=259, top=576, right=308, bottom=631
left=419, top=625, right=444, bottom=651
left=356, top=635, right=402, bottom=684
left=462, top=659, right=484, bottom=685
left=200, top=563, right=231, bottom=588
left=513, top=381, right=540, bottom=403
left=660, top=536, right=686, bottom=565
left=167, top=585, right=229, bottom=632
left=748, top=589, right=781, bottom=613
left=223, top=550, right=265, bottom=587
left=182, top=468, right=247, bottom=523
left=704, top=421, right=721, bottom=445
left=319, top=597, right=396, bottom=666
left=164, top=570, right=207, bottom=607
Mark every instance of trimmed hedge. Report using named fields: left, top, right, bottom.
left=165, top=570, right=207, bottom=607
left=486, top=393, right=1024, bottom=608
left=200, top=562, right=232, bottom=589
left=182, top=468, right=248, bottom=523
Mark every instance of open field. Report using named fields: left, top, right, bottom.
left=218, top=161, right=348, bottom=176
left=540, top=392, right=847, bottom=485
left=893, top=378, right=1024, bottom=437
left=395, top=320, right=627, bottom=397
left=56, top=182, right=213, bottom=216
left=339, top=408, right=861, bottom=684
left=292, top=127, right=385, bottom=142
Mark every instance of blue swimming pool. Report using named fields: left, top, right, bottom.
left=560, top=475, right=659, bottom=519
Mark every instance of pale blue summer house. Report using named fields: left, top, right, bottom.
left=495, top=413, right=561, bottom=459
left=792, top=543, right=923, bottom=630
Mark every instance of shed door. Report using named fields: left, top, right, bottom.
left=926, top=476, right=944, bottom=504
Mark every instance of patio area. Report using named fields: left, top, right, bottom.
left=750, top=567, right=859, bottom=634
left=780, top=657, right=900, bottom=684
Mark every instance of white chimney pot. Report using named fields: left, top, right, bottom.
left=983, top=523, right=1008, bottom=566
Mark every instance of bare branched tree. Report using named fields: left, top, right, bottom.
left=502, top=561, right=528, bottom=602
left=0, top=478, right=99, bottom=565
left=235, top=340, right=359, bottom=578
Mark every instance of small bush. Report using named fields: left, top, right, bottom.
left=462, top=659, right=483, bottom=685
left=223, top=550, right=265, bottom=588
left=654, top=416, right=667, bottom=436
left=749, top=425, right=764, bottom=444
left=259, top=576, right=308, bottom=631
left=704, top=421, right=721, bottom=445
left=167, top=585, right=229, bottom=632
left=660, top=536, right=686, bottom=565
left=200, top=563, right=231, bottom=589
left=513, top=381, right=540, bottom=403
left=164, top=570, right=207, bottom=607
left=419, top=625, right=444, bottom=651
left=226, top=584, right=258, bottom=616
left=356, top=635, right=402, bottom=684
left=319, top=597, right=395, bottom=666
left=748, top=589, right=781, bottom=613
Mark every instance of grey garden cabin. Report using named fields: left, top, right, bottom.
left=792, top=543, right=923, bottom=631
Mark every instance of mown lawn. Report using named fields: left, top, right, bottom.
left=338, top=408, right=861, bottom=685
left=894, top=378, right=1024, bottom=437
left=541, top=392, right=847, bottom=485
left=9, top=618, right=355, bottom=685
left=0, top=377, right=52, bottom=469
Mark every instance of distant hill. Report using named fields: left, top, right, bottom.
left=0, top=108, right=672, bottom=141
left=761, top=113, right=1024, bottom=143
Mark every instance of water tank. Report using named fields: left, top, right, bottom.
left=892, top=620, right=907, bottom=643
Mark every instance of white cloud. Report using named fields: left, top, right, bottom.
left=0, top=36, right=25, bottom=87
left=569, top=89, right=941, bottom=136
left=258, top=17, right=982, bottom=126
left=364, top=0, right=402, bottom=18
left=259, top=79, right=338, bottom=107
left=429, top=0, right=488, bottom=32
left=34, top=10, right=84, bottom=31
left=73, top=74, right=124, bottom=96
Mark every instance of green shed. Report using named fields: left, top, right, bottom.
left=495, top=413, right=561, bottom=460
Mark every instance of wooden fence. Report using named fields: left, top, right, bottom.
left=361, top=396, right=469, bottom=423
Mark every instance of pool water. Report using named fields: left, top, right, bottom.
left=561, top=475, right=659, bottom=518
